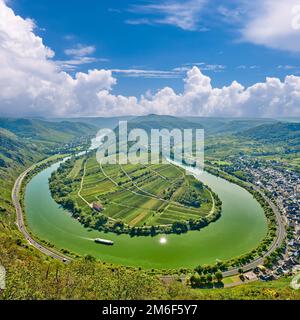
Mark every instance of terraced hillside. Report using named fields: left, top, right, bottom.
left=49, top=154, right=222, bottom=236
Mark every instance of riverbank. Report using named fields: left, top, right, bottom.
left=48, top=154, right=222, bottom=237
left=23, top=154, right=270, bottom=272
left=14, top=154, right=73, bottom=263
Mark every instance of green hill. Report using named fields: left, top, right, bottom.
left=115, top=114, right=203, bottom=135
left=49, top=116, right=134, bottom=130
left=0, top=116, right=299, bottom=300
left=113, top=114, right=277, bottom=136
left=240, top=122, right=300, bottom=145
left=0, top=118, right=97, bottom=143
left=184, top=117, right=277, bottom=134
left=0, top=118, right=97, bottom=222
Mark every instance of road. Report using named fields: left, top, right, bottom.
left=12, top=162, right=286, bottom=277
left=77, top=160, right=92, bottom=208
left=12, top=165, right=72, bottom=264
left=223, top=186, right=286, bottom=277
left=162, top=188, right=286, bottom=283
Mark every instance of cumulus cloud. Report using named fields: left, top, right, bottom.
left=0, top=0, right=300, bottom=118
left=240, top=0, right=300, bottom=52
left=0, top=0, right=115, bottom=116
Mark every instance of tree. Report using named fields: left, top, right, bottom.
left=199, top=275, right=206, bottom=284
left=84, top=254, right=96, bottom=262
left=215, top=271, right=223, bottom=282
left=64, top=198, right=75, bottom=211
left=95, top=215, right=108, bottom=229
left=195, top=265, right=203, bottom=275
left=190, top=274, right=201, bottom=288
left=203, top=265, right=212, bottom=274
left=206, top=273, right=213, bottom=283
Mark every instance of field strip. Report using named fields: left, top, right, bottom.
left=141, top=164, right=168, bottom=180
left=99, top=161, right=159, bottom=201
left=119, top=164, right=184, bottom=207
left=96, top=196, right=156, bottom=213
left=161, top=162, right=184, bottom=176
left=120, top=165, right=163, bottom=200
left=121, top=164, right=206, bottom=213
left=99, top=161, right=178, bottom=225
left=98, top=161, right=213, bottom=226
left=77, top=160, right=92, bottom=208
left=129, top=210, right=150, bottom=226
left=67, top=158, right=84, bottom=179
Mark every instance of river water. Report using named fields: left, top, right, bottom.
left=24, top=153, right=268, bottom=269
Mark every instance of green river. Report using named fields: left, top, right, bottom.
left=25, top=160, right=268, bottom=269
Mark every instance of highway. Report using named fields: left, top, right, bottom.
left=163, top=187, right=286, bottom=283
left=12, top=162, right=285, bottom=277
left=223, top=186, right=286, bottom=277
left=12, top=165, right=72, bottom=264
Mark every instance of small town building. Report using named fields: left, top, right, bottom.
left=92, top=202, right=103, bottom=212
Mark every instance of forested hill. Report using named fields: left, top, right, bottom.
left=239, top=122, right=300, bottom=144
left=0, top=128, right=43, bottom=168
left=114, top=114, right=278, bottom=136
left=114, top=114, right=203, bottom=135
left=0, top=118, right=97, bottom=220
left=0, top=117, right=97, bottom=173
left=183, top=117, right=277, bottom=134
left=0, top=118, right=96, bottom=143
left=50, top=116, right=134, bottom=130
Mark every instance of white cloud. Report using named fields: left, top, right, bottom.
left=111, top=68, right=182, bottom=79
left=240, top=0, right=300, bottom=52
left=0, top=0, right=300, bottom=118
left=127, top=0, right=207, bottom=31
left=59, top=44, right=109, bottom=70
left=217, top=5, right=245, bottom=23
left=187, top=62, right=226, bottom=72
left=64, top=44, right=96, bottom=57
left=125, top=18, right=154, bottom=26
left=277, top=65, right=298, bottom=70
left=0, top=0, right=115, bottom=116
left=56, top=57, right=99, bottom=71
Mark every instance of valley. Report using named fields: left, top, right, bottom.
left=1, top=115, right=299, bottom=299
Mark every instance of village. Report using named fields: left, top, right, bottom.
left=221, top=157, right=300, bottom=281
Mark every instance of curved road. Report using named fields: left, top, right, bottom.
left=12, top=162, right=286, bottom=276
left=223, top=186, right=286, bottom=277
left=12, top=165, right=72, bottom=263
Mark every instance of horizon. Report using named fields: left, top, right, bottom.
left=0, top=0, right=300, bottom=118
left=1, top=114, right=300, bottom=121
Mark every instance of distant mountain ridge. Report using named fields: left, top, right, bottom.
left=0, top=118, right=97, bottom=143
left=120, top=114, right=203, bottom=132
left=113, top=114, right=279, bottom=136
left=239, top=122, right=300, bottom=145
left=183, top=117, right=277, bottom=134
left=35, top=114, right=280, bottom=135
left=49, top=116, right=134, bottom=130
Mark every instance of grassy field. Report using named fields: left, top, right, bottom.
left=69, top=156, right=214, bottom=228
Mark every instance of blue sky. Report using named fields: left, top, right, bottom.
left=1, top=0, right=300, bottom=117
left=10, top=0, right=300, bottom=96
